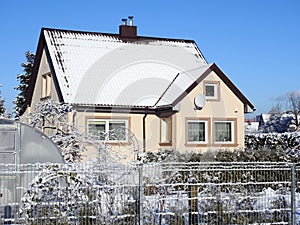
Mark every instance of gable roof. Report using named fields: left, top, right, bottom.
left=24, top=27, right=255, bottom=115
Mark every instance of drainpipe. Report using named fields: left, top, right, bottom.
left=72, top=110, right=76, bottom=127
left=143, top=107, right=148, bottom=153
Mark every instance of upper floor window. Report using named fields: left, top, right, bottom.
left=204, top=81, right=220, bottom=101
left=41, top=73, right=52, bottom=99
left=87, top=118, right=128, bottom=142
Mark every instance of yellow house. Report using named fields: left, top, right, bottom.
left=22, top=18, right=255, bottom=159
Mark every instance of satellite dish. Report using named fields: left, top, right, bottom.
left=194, top=94, right=206, bottom=110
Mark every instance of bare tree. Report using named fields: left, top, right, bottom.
left=269, top=103, right=282, bottom=118
left=286, top=91, right=300, bottom=127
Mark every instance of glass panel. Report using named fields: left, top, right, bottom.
left=109, top=121, right=126, bottom=141
left=42, top=76, right=47, bottom=97
left=46, top=74, right=52, bottom=96
left=215, top=122, right=232, bottom=142
left=88, top=121, right=105, bottom=140
left=188, top=121, right=205, bottom=142
left=0, top=131, right=15, bottom=150
left=0, top=153, right=15, bottom=164
left=205, top=85, right=215, bottom=97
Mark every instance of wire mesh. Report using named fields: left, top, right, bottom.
left=0, top=162, right=298, bottom=224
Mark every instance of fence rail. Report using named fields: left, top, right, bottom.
left=0, top=162, right=300, bottom=224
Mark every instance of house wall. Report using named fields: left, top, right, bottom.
left=173, top=71, right=245, bottom=153
left=26, top=51, right=246, bottom=161
left=74, top=111, right=162, bottom=161
left=25, top=48, right=59, bottom=114
left=73, top=70, right=245, bottom=161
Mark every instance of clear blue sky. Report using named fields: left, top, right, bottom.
left=0, top=0, right=299, bottom=117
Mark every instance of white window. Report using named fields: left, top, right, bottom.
left=88, top=119, right=128, bottom=142
left=41, top=73, right=52, bottom=98
left=160, top=117, right=172, bottom=144
left=214, top=121, right=234, bottom=143
left=187, top=120, right=208, bottom=143
left=204, top=81, right=220, bottom=101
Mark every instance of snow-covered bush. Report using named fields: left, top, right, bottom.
left=19, top=100, right=86, bottom=162
left=245, top=132, right=300, bottom=162
left=138, top=132, right=300, bottom=163
left=18, top=162, right=138, bottom=224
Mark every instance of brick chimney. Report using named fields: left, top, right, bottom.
left=119, top=16, right=137, bottom=39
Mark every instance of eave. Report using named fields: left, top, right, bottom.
left=74, top=104, right=179, bottom=118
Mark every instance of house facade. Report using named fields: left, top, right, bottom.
left=23, top=18, right=255, bottom=160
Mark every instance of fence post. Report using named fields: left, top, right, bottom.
left=4, top=205, right=12, bottom=225
left=291, top=163, right=296, bottom=225
left=188, top=174, right=198, bottom=225
left=137, top=163, right=143, bottom=225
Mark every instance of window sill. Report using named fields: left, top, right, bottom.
left=108, top=142, right=131, bottom=146
left=185, top=143, right=209, bottom=147
left=40, top=96, right=51, bottom=101
left=205, top=97, right=220, bottom=102
left=159, top=143, right=172, bottom=146
left=212, top=143, right=238, bottom=147
left=85, top=140, right=131, bottom=146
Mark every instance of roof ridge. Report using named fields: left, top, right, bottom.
left=41, top=27, right=196, bottom=43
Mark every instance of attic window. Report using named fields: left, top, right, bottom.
left=41, top=73, right=52, bottom=99
left=204, top=81, right=220, bottom=101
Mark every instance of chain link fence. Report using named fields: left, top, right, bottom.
left=1, top=161, right=300, bottom=224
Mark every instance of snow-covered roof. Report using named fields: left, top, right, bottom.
left=43, top=28, right=208, bottom=107
left=24, top=27, right=255, bottom=115
left=261, top=114, right=271, bottom=123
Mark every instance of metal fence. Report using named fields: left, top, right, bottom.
left=0, top=161, right=300, bottom=224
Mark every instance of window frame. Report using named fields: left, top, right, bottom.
left=41, top=73, right=52, bottom=100
left=159, top=117, right=172, bottom=146
left=213, top=118, right=237, bottom=146
left=86, top=117, right=130, bottom=143
left=185, top=117, right=211, bottom=147
left=203, top=80, right=220, bottom=101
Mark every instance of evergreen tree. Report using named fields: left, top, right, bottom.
left=13, top=51, right=35, bottom=116
left=0, top=84, right=6, bottom=116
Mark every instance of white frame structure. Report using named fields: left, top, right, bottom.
left=87, top=118, right=128, bottom=142
left=214, top=120, right=235, bottom=144
left=186, top=119, right=208, bottom=144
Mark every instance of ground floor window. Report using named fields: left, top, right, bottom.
left=186, top=119, right=209, bottom=144
left=160, top=117, right=172, bottom=145
left=87, top=118, right=128, bottom=142
left=213, top=119, right=236, bottom=144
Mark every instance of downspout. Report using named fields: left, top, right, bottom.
left=143, top=107, right=148, bottom=153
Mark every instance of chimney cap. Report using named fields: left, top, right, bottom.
left=121, top=18, right=127, bottom=25
left=128, top=16, right=134, bottom=26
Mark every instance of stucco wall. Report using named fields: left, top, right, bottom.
left=173, top=71, right=245, bottom=153
left=26, top=55, right=246, bottom=160
left=73, top=70, right=245, bottom=161
left=25, top=48, right=59, bottom=114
